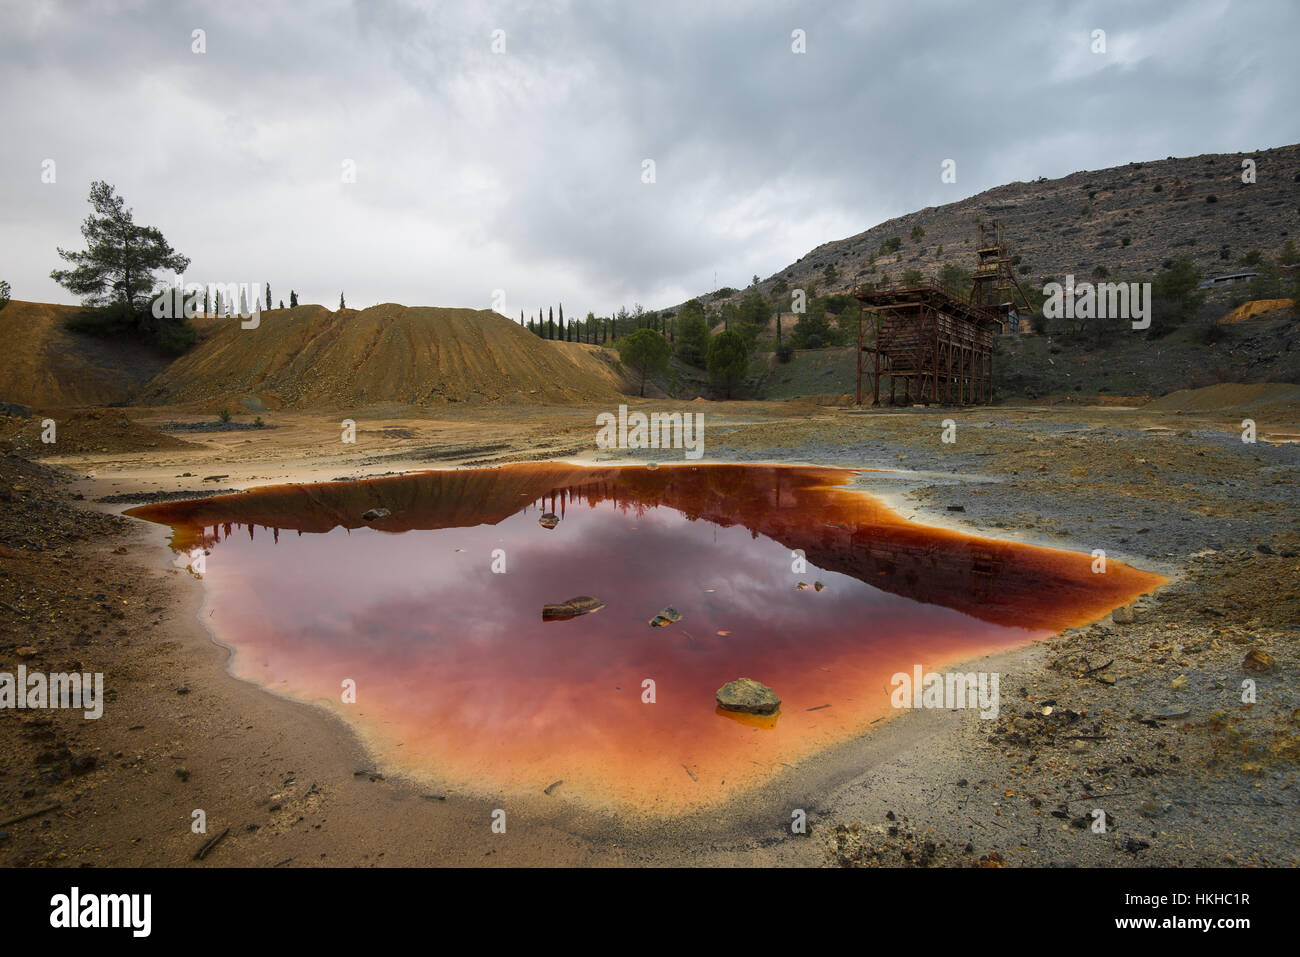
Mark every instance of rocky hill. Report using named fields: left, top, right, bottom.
left=700, top=143, right=1300, bottom=308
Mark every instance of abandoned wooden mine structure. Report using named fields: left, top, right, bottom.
left=853, top=220, right=1033, bottom=406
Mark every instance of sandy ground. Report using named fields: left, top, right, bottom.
left=1, top=396, right=1297, bottom=867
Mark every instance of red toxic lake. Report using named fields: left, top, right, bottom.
left=128, top=463, right=1166, bottom=813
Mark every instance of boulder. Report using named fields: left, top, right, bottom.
left=361, top=507, right=391, bottom=521
left=716, top=677, right=781, bottom=715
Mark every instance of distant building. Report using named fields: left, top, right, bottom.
left=1198, top=271, right=1258, bottom=289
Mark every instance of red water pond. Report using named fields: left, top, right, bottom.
left=128, top=463, right=1165, bottom=812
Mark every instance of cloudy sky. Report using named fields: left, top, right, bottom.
left=2, top=0, right=1297, bottom=319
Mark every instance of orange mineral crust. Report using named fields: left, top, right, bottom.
left=129, top=464, right=1166, bottom=812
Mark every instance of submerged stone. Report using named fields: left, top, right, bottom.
left=362, top=507, right=391, bottom=521
left=716, top=677, right=781, bottom=715
left=542, top=596, right=606, bottom=621
left=539, top=513, right=559, bottom=529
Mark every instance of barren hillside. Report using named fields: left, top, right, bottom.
left=697, top=143, right=1300, bottom=308
left=0, top=300, right=175, bottom=407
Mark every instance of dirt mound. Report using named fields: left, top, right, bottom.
left=0, top=300, right=175, bottom=407
left=1219, top=299, right=1296, bottom=323
left=1143, top=382, right=1300, bottom=417
left=542, top=339, right=636, bottom=394
left=0, top=408, right=199, bottom=455
left=139, top=304, right=631, bottom=410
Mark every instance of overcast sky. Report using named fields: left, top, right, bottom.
left=2, top=0, right=1297, bottom=319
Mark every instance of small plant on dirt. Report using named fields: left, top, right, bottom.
left=254, top=416, right=265, bottom=428
left=1195, top=317, right=1230, bottom=346
left=218, top=408, right=231, bottom=424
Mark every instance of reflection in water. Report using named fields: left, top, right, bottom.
left=129, top=464, right=1165, bottom=812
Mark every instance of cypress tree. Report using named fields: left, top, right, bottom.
left=265, top=283, right=271, bottom=310
left=290, top=289, right=298, bottom=308
left=339, top=291, right=345, bottom=310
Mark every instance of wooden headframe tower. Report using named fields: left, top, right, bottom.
left=970, top=220, right=1035, bottom=320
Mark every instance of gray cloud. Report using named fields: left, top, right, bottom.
left=1, top=0, right=1296, bottom=320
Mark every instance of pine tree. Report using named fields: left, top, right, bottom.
left=50, top=180, right=189, bottom=314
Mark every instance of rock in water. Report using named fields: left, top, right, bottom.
left=649, top=606, right=681, bottom=627
left=542, top=596, right=606, bottom=621
left=362, top=507, right=391, bottom=522
left=716, top=677, right=781, bottom=715
left=539, top=513, right=559, bottom=529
